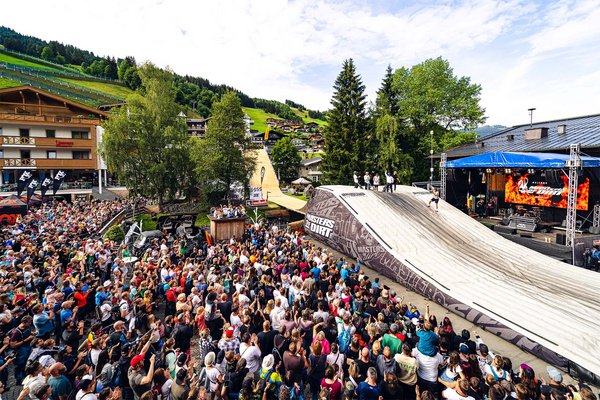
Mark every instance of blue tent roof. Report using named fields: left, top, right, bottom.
left=446, top=152, right=600, bottom=169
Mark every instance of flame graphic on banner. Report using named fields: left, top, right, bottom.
left=505, top=173, right=589, bottom=211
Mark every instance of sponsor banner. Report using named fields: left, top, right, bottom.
left=40, top=177, right=53, bottom=198
left=17, top=170, right=33, bottom=197
left=304, top=213, right=335, bottom=238
left=247, top=199, right=268, bottom=207
left=505, top=173, right=589, bottom=211
left=249, top=187, right=263, bottom=201
left=52, top=170, right=67, bottom=195
left=26, top=178, right=38, bottom=201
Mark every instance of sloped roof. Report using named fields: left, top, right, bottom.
left=445, top=113, right=600, bottom=158
left=301, top=157, right=322, bottom=166
left=0, top=85, right=108, bottom=117
left=446, top=151, right=600, bottom=169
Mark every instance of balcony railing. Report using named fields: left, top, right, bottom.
left=2, top=136, right=36, bottom=145
left=0, top=112, right=101, bottom=125
left=3, top=158, right=36, bottom=167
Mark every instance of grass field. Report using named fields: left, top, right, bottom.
left=61, top=78, right=134, bottom=98
left=242, top=107, right=279, bottom=132
left=0, top=52, right=65, bottom=72
left=290, top=107, right=327, bottom=127
left=0, top=78, right=19, bottom=89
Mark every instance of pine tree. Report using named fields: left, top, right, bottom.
left=322, top=59, right=369, bottom=185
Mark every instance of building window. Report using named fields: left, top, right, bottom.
left=47, top=151, right=57, bottom=159
left=19, top=128, right=29, bottom=137
left=20, top=150, right=30, bottom=159
left=71, top=131, right=89, bottom=139
left=46, top=130, right=56, bottom=138
left=72, top=151, right=90, bottom=159
left=0, top=150, right=3, bottom=159
left=0, top=127, right=3, bottom=136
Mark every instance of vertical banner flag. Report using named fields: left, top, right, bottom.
left=40, top=177, right=53, bottom=198
left=26, top=178, right=38, bottom=202
left=52, top=170, right=66, bottom=195
left=17, top=170, right=33, bottom=197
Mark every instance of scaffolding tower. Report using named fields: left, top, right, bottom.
left=440, top=153, right=447, bottom=200
left=565, top=143, right=581, bottom=249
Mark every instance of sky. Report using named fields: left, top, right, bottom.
left=2, top=0, right=600, bottom=126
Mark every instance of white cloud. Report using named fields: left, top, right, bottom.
left=0, top=0, right=599, bottom=125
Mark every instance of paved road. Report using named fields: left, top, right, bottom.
left=249, top=148, right=306, bottom=213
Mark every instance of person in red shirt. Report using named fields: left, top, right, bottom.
left=321, top=365, right=343, bottom=400
left=73, top=283, right=87, bottom=319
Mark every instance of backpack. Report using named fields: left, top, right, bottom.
left=112, top=363, right=122, bottom=387
left=166, top=289, right=177, bottom=303
left=256, top=369, right=276, bottom=400
left=338, top=325, right=351, bottom=353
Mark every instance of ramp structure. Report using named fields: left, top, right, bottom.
left=305, top=185, right=600, bottom=382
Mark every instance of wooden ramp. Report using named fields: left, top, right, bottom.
left=305, top=185, right=600, bottom=380
left=249, top=148, right=306, bottom=214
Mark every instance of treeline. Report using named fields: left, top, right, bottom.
left=285, top=99, right=327, bottom=120
left=253, top=98, right=298, bottom=120
left=0, top=26, right=327, bottom=120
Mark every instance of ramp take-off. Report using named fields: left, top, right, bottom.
left=305, top=185, right=600, bottom=381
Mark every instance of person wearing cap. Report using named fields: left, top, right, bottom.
left=128, top=353, right=156, bottom=400
left=218, top=326, right=240, bottom=355
left=199, top=352, right=223, bottom=398
left=170, top=368, right=190, bottom=400
left=381, top=324, right=404, bottom=356
left=540, top=366, right=567, bottom=399
left=259, top=354, right=281, bottom=400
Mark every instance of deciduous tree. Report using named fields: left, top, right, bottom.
left=191, top=92, right=256, bottom=199
left=271, top=137, right=301, bottom=182
left=101, top=63, right=192, bottom=204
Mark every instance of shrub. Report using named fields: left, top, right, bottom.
left=104, top=225, right=125, bottom=242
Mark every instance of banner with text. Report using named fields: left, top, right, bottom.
left=505, top=172, right=589, bottom=211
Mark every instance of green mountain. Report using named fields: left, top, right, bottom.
left=0, top=26, right=327, bottom=128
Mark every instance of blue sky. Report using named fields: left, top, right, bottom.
left=2, top=0, right=600, bottom=125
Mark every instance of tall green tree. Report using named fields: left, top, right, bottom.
left=271, top=137, right=302, bottom=182
left=391, top=57, right=486, bottom=181
left=101, top=63, right=192, bottom=204
left=322, top=59, right=370, bottom=185
left=192, top=92, right=256, bottom=199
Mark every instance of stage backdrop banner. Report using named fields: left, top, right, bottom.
left=505, top=172, right=589, bottom=211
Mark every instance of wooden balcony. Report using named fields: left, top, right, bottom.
left=0, top=136, right=94, bottom=149
left=2, top=136, right=36, bottom=145
left=0, top=112, right=101, bottom=126
left=2, top=158, right=96, bottom=169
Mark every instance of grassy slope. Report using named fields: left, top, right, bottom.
left=61, top=78, right=133, bottom=98
left=0, top=52, right=64, bottom=72
left=0, top=78, right=19, bottom=89
left=242, top=107, right=279, bottom=132
left=290, top=107, right=327, bottom=127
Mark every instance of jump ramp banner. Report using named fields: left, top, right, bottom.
left=305, top=185, right=600, bottom=384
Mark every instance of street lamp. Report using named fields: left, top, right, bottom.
left=260, top=166, right=265, bottom=186
left=429, top=130, right=434, bottom=189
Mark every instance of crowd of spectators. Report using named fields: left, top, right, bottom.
left=0, top=197, right=595, bottom=400
left=209, top=206, right=246, bottom=219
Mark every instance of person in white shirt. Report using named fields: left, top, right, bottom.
left=442, top=379, right=475, bottom=400
left=238, top=332, right=261, bottom=374
left=269, top=298, right=285, bottom=331
left=413, top=347, right=445, bottom=395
